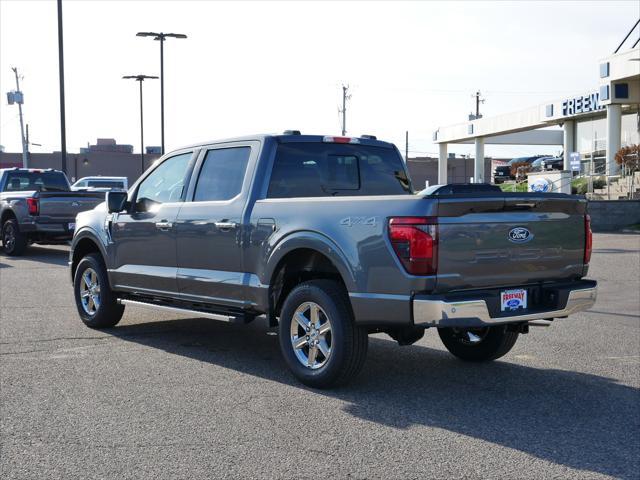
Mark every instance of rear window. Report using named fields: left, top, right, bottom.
left=267, top=143, right=412, bottom=198
left=3, top=171, right=70, bottom=192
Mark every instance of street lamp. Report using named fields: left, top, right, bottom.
left=136, top=32, right=187, bottom=155
left=122, top=75, right=158, bottom=174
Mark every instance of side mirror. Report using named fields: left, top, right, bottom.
left=106, top=190, right=128, bottom=213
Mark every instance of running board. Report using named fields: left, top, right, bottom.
left=118, top=299, right=239, bottom=323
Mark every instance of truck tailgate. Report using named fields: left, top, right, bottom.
left=433, top=194, right=587, bottom=291
left=37, top=191, right=105, bottom=221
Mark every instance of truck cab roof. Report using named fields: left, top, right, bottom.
left=176, top=133, right=395, bottom=153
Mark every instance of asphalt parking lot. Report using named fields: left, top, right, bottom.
left=1, top=233, right=638, bottom=479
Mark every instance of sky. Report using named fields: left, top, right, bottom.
left=1, top=0, right=638, bottom=159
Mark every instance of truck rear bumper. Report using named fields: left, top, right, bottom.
left=20, top=220, right=75, bottom=240
left=413, top=280, right=597, bottom=328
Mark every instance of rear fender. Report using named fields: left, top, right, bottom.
left=264, top=231, right=358, bottom=292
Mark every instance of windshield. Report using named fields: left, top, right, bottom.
left=3, top=171, right=70, bottom=192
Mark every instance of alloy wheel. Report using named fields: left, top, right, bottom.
left=452, top=327, right=490, bottom=345
left=79, top=268, right=101, bottom=316
left=3, top=223, right=15, bottom=252
left=290, top=301, right=332, bottom=369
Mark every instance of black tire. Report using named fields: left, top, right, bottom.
left=2, top=218, right=28, bottom=256
left=278, top=280, right=368, bottom=388
left=438, top=325, right=518, bottom=362
left=73, top=253, right=124, bottom=329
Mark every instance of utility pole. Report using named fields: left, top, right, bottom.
left=57, top=0, right=67, bottom=174
left=339, top=84, right=351, bottom=136
left=405, top=131, right=409, bottom=162
left=473, top=90, right=485, bottom=119
left=10, top=68, right=28, bottom=168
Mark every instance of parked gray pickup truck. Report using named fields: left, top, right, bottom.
left=1, top=168, right=105, bottom=256
left=69, top=133, right=597, bottom=387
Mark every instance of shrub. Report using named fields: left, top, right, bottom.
left=572, top=177, right=606, bottom=194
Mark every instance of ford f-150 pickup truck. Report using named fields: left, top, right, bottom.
left=1, top=168, right=106, bottom=256
left=69, top=133, right=597, bottom=388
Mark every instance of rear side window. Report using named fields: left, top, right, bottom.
left=193, top=147, right=251, bottom=201
left=267, top=143, right=412, bottom=198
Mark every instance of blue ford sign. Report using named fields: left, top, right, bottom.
left=508, top=227, right=532, bottom=243
left=530, top=177, right=551, bottom=192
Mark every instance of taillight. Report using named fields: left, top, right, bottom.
left=322, top=136, right=360, bottom=144
left=388, top=217, right=438, bottom=275
left=27, top=197, right=39, bottom=216
left=584, top=214, right=592, bottom=264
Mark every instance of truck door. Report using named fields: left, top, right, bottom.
left=176, top=142, right=258, bottom=309
left=110, top=151, right=194, bottom=295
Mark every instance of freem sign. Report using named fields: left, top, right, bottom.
left=562, top=92, right=605, bottom=117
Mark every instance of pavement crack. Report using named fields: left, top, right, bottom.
left=0, top=336, right=112, bottom=346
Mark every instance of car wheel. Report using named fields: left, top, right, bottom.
left=438, top=325, right=518, bottom=362
left=73, top=253, right=124, bottom=328
left=2, top=218, right=28, bottom=256
left=278, top=280, right=368, bottom=388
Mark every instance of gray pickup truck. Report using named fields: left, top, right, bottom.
left=1, top=168, right=105, bottom=256
left=69, top=133, right=597, bottom=388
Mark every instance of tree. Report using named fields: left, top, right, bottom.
left=615, top=144, right=639, bottom=173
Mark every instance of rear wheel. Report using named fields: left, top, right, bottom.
left=73, top=253, right=124, bottom=328
left=438, top=325, right=518, bottom=362
left=278, top=280, right=368, bottom=388
left=2, top=218, right=28, bottom=256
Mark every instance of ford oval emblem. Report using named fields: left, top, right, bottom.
left=508, top=227, right=532, bottom=243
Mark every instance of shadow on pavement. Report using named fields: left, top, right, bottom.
left=0, top=246, right=69, bottom=266
left=592, top=248, right=639, bottom=254
left=108, top=316, right=639, bottom=479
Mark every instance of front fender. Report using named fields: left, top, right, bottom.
left=69, top=226, right=110, bottom=282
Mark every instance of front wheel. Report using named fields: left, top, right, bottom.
left=73, top=253, right=124, bottom=328
left=438, top=326, right=518, bottom=362
left=278, top=280, right=368, bottom=388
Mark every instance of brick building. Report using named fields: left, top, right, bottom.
left=0, top=139, right=160, bottom=186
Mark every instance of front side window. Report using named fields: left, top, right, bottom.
left=193, top=147, right=251, bottom=202
left=267, top=143, right=412, bottom=198
left=136, top=152, right=191, bottom=210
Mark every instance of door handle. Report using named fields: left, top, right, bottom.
left=214, top=221, right=238, bottom=230
left=155, top=221, right=173, bottom=230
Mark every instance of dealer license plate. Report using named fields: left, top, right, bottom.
left=501, top=288, right=527, bottom=312
left=68, top=222, right=75, bottom=231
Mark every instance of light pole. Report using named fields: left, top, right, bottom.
left=136, top=32, right=187, bottom=155
left=57, top=0, right=67, bottom=174
left=123, top=75, right=158, bottom=174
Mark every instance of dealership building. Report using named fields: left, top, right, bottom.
left=433, top=47, right=640, bottom=184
